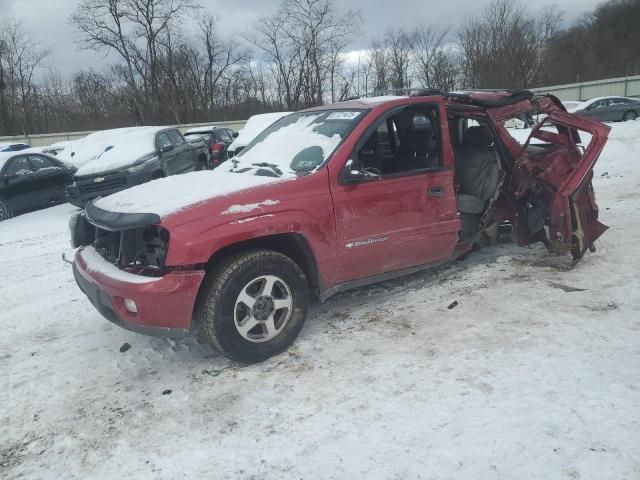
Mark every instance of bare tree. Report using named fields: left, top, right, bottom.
left=247, top=0, right=359, bottom=108
left=410, top=24, right=449, bottom=88
left=0, top=19, right=48, bottom=135
left=458, top=0, right=562, bottom=89
left=385, top=28, right=412, bottom=90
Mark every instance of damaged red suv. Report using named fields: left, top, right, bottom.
left=70, top=90, right=609, bottom=362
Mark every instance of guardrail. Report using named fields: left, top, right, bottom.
left=4, top=75, right=640, bottom=146
left=530, top=74, right=640, bottom=101
left=0, top=119, right=247, bottom=148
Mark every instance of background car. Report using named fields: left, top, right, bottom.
left=183, top=126, right=238, bottom=168
left=65, top=126, right=208, bottom=207
left=0, top=150, right=76, bottom=221
left=227, top=112, right=291, bottom=158
left=569, top=96, right=640, bottom=122
left=561, top=100, right=582, bottom=111
left=0, top=142, right=30, bottom=152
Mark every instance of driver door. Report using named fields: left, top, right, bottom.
left=1, top=156, right=37, bottom=212
left=157, top=131, right=178, bottom=175
left=328, top=103, right=460, bottom=283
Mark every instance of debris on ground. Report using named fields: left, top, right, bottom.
left=547, top=281, right=588, bottom=292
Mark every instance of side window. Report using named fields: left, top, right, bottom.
left=29, top=155, right=55, bottom=170
left=591, top=100, right=607, bottom=109
left=5, top=156, right=33, bottom=177
left=167, top=130, right=184, bottom=146
left=609, top=98, right=628, bottom=107
left=218, top=129, right=233, bottom=142
left=158, top=132, right=173, bottom=150
left=357, top=107, right=441, bottom=177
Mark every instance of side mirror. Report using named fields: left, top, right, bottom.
left=160, top=144, right=174, bottom=154
left=339, top=159, right=379, bottom=184
left=232, top=131, right=239, bottom=138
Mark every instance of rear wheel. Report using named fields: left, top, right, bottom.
left=0, top=198, right=12, bottom=222
left=196, top=250, right=310, bottom=363
left=623, top=110, right=637, bottom=121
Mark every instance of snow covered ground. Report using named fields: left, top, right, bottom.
left=1, top=122, right=639, bottom=479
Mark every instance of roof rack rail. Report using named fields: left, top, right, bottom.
left=352, top=87, right=443, bottom=98
left=444, top=89, right=534, bottom=107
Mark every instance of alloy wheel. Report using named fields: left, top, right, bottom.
left=234, top=275, right=293, bottom=343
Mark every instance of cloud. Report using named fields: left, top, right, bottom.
left=4, top=0, right=603, bottom=77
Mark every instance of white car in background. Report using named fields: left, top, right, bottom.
left=0, top=142, right=30, bottom=152
left=227, top=112, right=291, bottom=158
left=562, top=100, right=582, bottom=111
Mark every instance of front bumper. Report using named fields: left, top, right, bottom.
left=73, top=246, right=206, bottom=338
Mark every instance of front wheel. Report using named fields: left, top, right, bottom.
left=196, top=250, right=310, bottom=363
left=623, top=110, right=637, bottom=121
left=0, top=198, right=12, bottom=222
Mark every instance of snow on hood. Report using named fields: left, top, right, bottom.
left=57, top=127, right=161, bottom=172
left=93, top=170, right=285, bottom=217
left=228, top=112, right=291, bottom=152
left=74, top=127, right=164, bottom=177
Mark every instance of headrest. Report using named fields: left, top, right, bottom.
left=411, top=114, right=432, bottom=132
left=463, top=126, right=493, bottom=146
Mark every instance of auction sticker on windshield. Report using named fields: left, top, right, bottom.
left=326, top=111, right=361, bottom=120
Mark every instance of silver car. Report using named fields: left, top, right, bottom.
left=570, top=96, right=640, bottom=122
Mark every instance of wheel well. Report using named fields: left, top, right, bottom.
left=152, top=170, right=165, bottom=179
left=198, top=152, right=207, bottom=163
left=206, top=233, right=321, bottom=301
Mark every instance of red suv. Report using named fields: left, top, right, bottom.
left=70, top=91, right=609, bottom=363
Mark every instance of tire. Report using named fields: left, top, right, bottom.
left=196, top=250, right=310, bottom=363
left=196, top=156, right=207, bottom=171
left=0, top=198, right=12, bottom=222
left=623, top=110, right=637, bottom=121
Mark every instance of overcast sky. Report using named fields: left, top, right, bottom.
left=4, top=0, right=604, bottom=76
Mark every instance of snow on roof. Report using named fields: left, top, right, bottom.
left=69, top=127, right=165, bottom=176
left=228, top=112, right=291, bottom=151
left=184, top=126, right=219, bottom=134
left=355, top=95, right=406, bottom=104
left=94, top=170, right=286, bottom=217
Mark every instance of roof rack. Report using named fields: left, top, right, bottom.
left=444, top=90, right=534, bottom=107
left=347, top=87, right=443, bottom=100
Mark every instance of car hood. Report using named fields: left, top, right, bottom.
left=92, top=170, right=289, bottom=219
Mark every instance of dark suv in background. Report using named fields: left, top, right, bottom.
left=65, top=127, right=207, bottom=207
left=183, top=126, right=237, bottom=168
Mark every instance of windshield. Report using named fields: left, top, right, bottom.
left=222, top=110, right=365, bottom=178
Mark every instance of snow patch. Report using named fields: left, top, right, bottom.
left=94, top=170, right=286, bottom=217
left=228, top=112, right=291, bottom=153
left=222, top=200, right=280, bottom=215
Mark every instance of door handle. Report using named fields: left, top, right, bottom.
left=428, top=186, right=444, bottom=197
